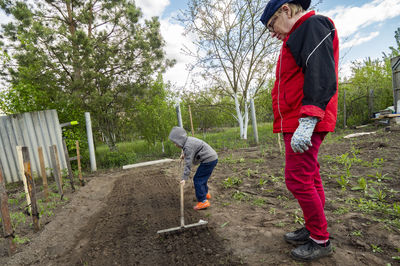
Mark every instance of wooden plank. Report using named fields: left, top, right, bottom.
left=122, top=159, right=174, bottom=170
left=62, top=139, right=75, bottom=192
left=49, top=145, right=64, bottom=199
left=0, top=168, right=17, bottom=255
left=38, top=146, right=49, bottom=202
left=372, top=113, right=400, bottom=120
left=16, top=146, right=31, bottom=213
left=21, top=147, right=40, bottom=232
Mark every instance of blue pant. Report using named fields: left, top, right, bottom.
left=193, top=159, right=218, bottom=202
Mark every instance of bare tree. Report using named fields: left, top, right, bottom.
left=179, top=0, right=280, bottom=139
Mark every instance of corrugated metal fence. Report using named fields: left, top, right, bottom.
left=0, top=109, right=67, bottom=183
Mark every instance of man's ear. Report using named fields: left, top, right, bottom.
left=281, top=4, right=291, bottom=18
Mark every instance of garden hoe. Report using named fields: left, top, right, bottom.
left=157, top=181, right=208, bottom=234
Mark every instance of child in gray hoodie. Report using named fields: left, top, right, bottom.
left=168, top=126, right=218, bottom=210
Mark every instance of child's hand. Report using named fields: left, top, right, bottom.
left=180, top=180, right=186, bottom=185
left=180, top=151, right=184, bottom=160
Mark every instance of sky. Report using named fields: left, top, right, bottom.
left=1, top=0, right=400, bottom=90
left=136, top=0, right=400, bottom=89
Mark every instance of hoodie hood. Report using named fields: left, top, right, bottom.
left=168, top=126, right=187, bottom=147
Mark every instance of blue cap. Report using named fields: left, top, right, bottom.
left=260, top=0, right=311, bottom=26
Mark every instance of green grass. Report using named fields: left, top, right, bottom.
left=94, top=123, right=275, bottom=169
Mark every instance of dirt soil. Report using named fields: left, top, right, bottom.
left=1, top=127, right=400, bottom=265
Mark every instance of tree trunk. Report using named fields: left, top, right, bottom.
left=234, top=93, right=249, bottom=140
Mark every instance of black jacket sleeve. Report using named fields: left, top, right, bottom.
left=286, top=15, right=337, bottom=111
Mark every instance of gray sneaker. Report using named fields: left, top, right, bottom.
left=291, top=239, right=332, bottom=261
left=284, top=227, right=310, bottom=245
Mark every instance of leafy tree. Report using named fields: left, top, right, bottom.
left=179, top=0, right=279, bottom=139
left=338, top=57, right=392, bottom=127
left=180, top=88, right=236, bottom=132
left=0, top=0, right=173, bottom=150
left=134, top=75, right=175, bottom=151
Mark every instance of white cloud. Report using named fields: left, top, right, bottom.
left=341, top=31, right=380, bottom=49
left=160, top=17, right=199, bottom=89
left=321, top=0, right=400, bottom=48
left=135, top=0, right=170, bottom=19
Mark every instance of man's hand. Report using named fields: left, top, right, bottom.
left=291, top=117, right=318, bottom=153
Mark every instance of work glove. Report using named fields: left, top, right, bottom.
left=290, top=116, right=318, bottom=153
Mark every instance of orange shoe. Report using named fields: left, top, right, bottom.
left=194, top=200, right=210, bottom=210
left=206, top=193, right=211, bottom=200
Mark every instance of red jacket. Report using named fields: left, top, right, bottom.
left=271, top=11, right=339, bottom=133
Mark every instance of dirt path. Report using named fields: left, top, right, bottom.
left=1, top=128, right=400, bottom=265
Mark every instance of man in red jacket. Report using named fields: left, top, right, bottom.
left=260, top=0, right=339, bottom=261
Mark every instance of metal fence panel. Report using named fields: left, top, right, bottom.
left=0, top=110, right=67, bottom=183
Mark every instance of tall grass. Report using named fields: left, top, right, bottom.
left=94, top=123, right=275, bottom=169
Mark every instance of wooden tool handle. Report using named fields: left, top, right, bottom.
left=180, top=182, right=185, bottom=227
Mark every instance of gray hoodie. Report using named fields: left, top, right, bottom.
left=168, top=126, right=218, bottom=180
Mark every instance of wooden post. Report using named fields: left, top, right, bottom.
left=188, top=105, right=195, bottom=136
left=62, top=139, right=75, bottom=192
left=250, top=99, right=259, bottom=144
left=76, top=141, right=85, bottom=186
left=343, top=89, right=347, bottom=128
left=0, top=169, right=17, bottom=255
left=277, top=133, right=283, bottom=155
left=49, top=145, right=64, bottom=199
left=16, top=146, right=31, bottom=214
left=38, top=147, right=49, bottom=202
left=21, top=147, right=40, bottom=232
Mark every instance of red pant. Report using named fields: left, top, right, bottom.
left=283, top=132, right=329, bottom=240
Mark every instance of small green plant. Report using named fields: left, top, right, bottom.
left=370, top=188, right=387, bottom=202
left=274, top=221, right=286, bottom=227
left=336, top=175, right=349, bottom=190
left=371, top=244, right=383, bottom=253
left=10, top=212, right=27, bottom=230
left=252, top=198, right=266, bottom=207
left=8, top=198, right=19, bottom=206
left=293, top=209, right=305, bottom=225
left=220, top=221, right=229, bottom=228
left=351, top=177, right=368, bottom=193
left=277, top=195, right=289, bottom=201
left=13, top=235, right=30, bottom=244
left=333, top=207, right=350, bottom=215
left=246, top=168, right=252, bottom=178
left=271, top=175, right=284, bottom=183
left=232, top=191, right=249, bottom=201
left=222, top=177, right=242, bottom=188
left=258, top=177, right=268, bottom=186
left=269, top=207, right=276, bottom=215
left=351, top=230, right=362, bottom=236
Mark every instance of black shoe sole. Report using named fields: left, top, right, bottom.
left=285, top=238, right=310, bottom=245
left=291, top=251, right=333, bottom=262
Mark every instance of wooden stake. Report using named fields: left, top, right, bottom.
left=0, top=169, right=17, bottom=255
left=76, top=141, right=85, bottom=186
left=62, top=139, right=75, bottom=192
left=21, top=147, right=40, bottom=232
left=277, top=133, right=283, bottom=155
left=188, top=105, right=195, bottom=136
left=49, top=145, right=64, bottom=199
left=38, top=147, right=49, bottom=202
left=16, top=146, right=31, bottom=214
